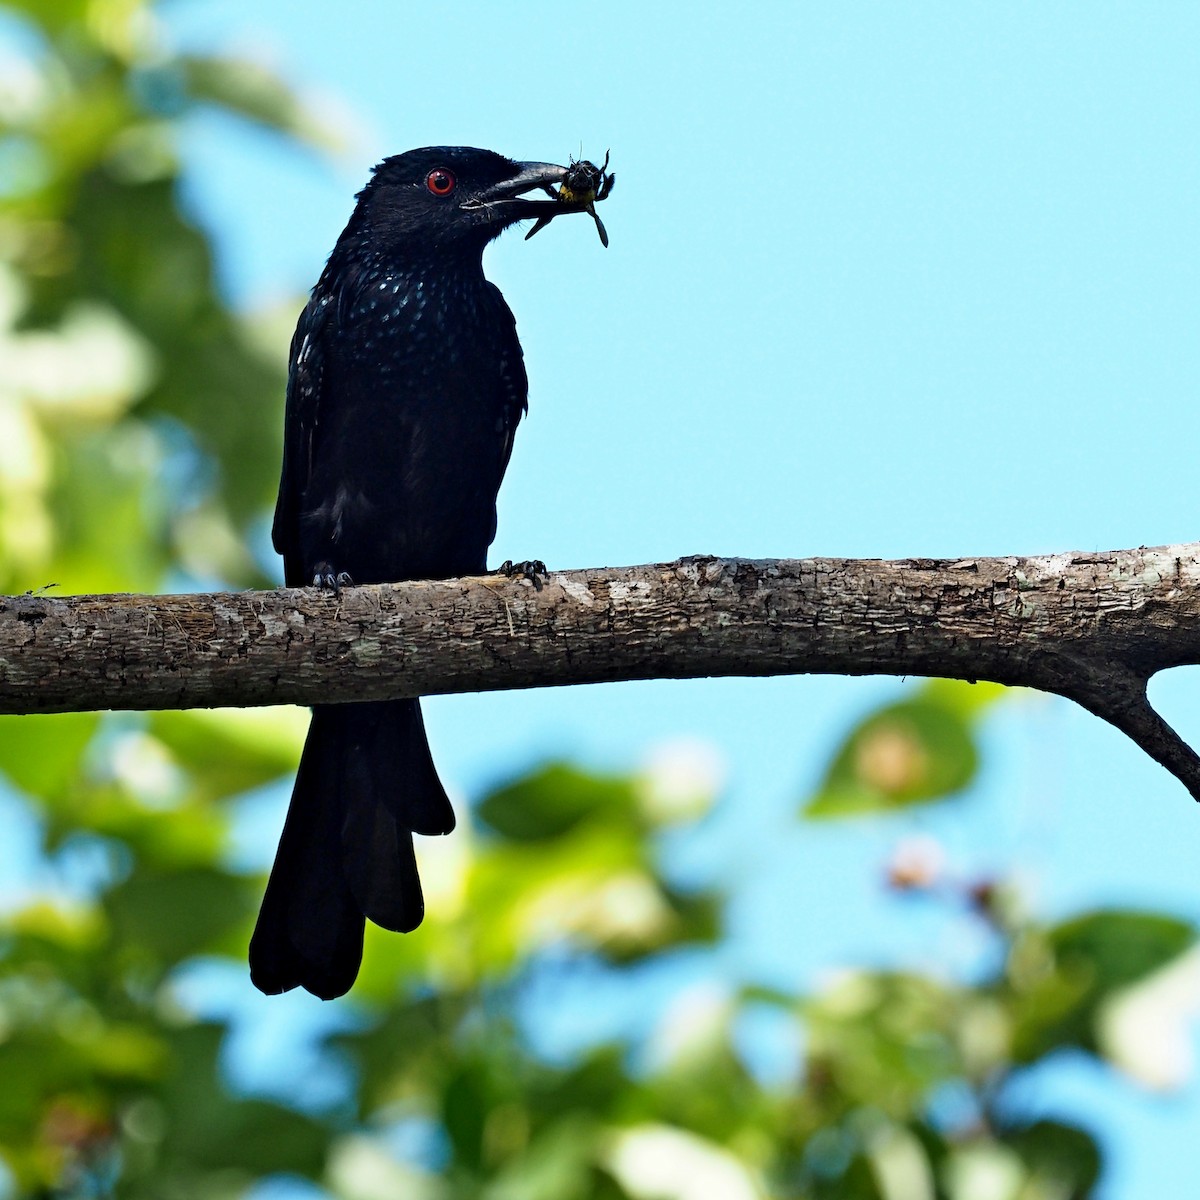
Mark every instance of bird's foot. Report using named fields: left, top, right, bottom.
left=312, top=563, right=354, bottom=595
left=497, top=559, right=548, bottom=591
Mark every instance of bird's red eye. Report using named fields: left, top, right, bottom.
left=426, top=168, right=456, bottom=196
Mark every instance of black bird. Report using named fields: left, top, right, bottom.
left=250, top=147, right=595, bottom=999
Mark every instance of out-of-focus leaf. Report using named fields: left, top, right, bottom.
left=104, top=866, right=257, bottom=962
left=586, top=1166, right=638, bottom=1200
left=804, top=973, right=963, bottom=1117
left=1097, top=946, right=1200, bottom=1089
left=1004, top=1120, right=1101, bottom=1195
left=604, top=1125, right=765, bottom=1200
left=27, top=169, right=286, bottom=538
left=334, top=993, right=457, bottom=1113
left=47, top=425, right=171, bottom=592
left=0, top=712, right=98, bottom=799
left=469, top=828, right=690, bottom=967
left=44, top=78, right=137, bottom=181
left=326, top=1134, right=441, bottom=1200
left=657, top=885, right=722, bottom=954
left=822, top=1153, right=885, bottom=1200
left=157, top=1024, right=331, bottom=1177
left=864, top=1125, right=936, bottom=1200
left=1008, top=911, right=1196, bottom=1062
left=805, top=698, right=976, bottom=818
left=148, top=706, right=304, bottom=801
left=635, top=740, right=724, bottom=827
left=1049, top=911, right=1194, bottom=992
left=805, top=680, right=1009, bottom=819
left=442, top=1061, right=492, bottom=1171
left=83, top=1022, right=168, bottom=1080
left=180, top=55, right=338, bottom=148
left=0, top=1036, right=81, bottom=1131
left=0, top=1013, right=165, bottom=1133
left=484, top=1116, right=600, bottom=1200
left=539, top=1047, right=629, bottom=1123
left=920, top=678, right=1009, bottom=718
left=2, top=0, right=89, bottom=35
left=942, top=1144, right=1025, bottom=1200
left=645, top=1042, right=763, bottom=1145
left=477, top=762, right=640, bottom=842
left=4, top=899, right=105, bottom=952
left=49, top=787, right=227, bottom=867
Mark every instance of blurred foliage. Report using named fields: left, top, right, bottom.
left=806, top=679, right=1007, bottom=818
left=6, top=694, right=1197, bottom=1200
left=0, top=3, right=1197, bottom=1198
left=0, top=0, right=319, bottom=594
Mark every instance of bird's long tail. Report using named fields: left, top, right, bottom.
left=249, top=698, right=454, bottom=999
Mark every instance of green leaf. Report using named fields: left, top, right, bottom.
left=29, top=169, right=288, bottom=535
left=1004, top=1120, right=1101, bottom=1195
left=539, top=1046, right=629, bottom=1120
left=45, top=425, right=172, bottom=594
left=920, top=678, right=1010, bottom=718
left=1008, top=911, right=1196, bottom=1061
left=442, top=1062, right=492, bottom=1171
left=805, top=698, right=977, bottom=818
left=485, top=1116, right=601, bottom=1200
left=477, top=762, right=640, bottom=842
left=158, top=1024, right=332, bottom=1177
left=0, top=2, right=89, bottom=42
left=467, top=823, right=707, bottom=969
left=148, top=707, right=304, bottom=802
left=104, top=866, right=257, bottom=963
left=179, top=55, right=339, bottom=148
left=4, top=900, right=106, bottom=954
left=0, top=712, right=99, bottom=800
left=804, top=972, right=964, bottom=1117
left=1049, top=910, right=1195, bottom=991
left=0, top=1037, right=84, bottom=1139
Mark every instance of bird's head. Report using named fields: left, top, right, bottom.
left=350, top=146, right=582, bottom=251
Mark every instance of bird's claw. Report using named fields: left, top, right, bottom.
left=497, top=559, right=548, bottom=590
left=313, top=566, right=355, bottom=595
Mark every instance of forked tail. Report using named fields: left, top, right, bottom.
left=249, top=698, right=454, bottom=999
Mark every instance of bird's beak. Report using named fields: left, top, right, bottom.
left=463, top=161, right=588, bottom=223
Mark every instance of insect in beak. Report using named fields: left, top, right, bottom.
left=524, top=150, right=615, bottom=247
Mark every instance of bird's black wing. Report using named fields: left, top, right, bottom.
left=273, top=289, right=332, bottom=587
left=486, top=282, right=530, bottom=486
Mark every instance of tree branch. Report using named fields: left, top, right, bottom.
left=4, top=545, right=1200, bottom=798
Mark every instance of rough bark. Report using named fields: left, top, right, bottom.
left=3, top=545, right=1200, bottom=798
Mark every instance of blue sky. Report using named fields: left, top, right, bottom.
left=160, top=2, right=1200, bottom=1194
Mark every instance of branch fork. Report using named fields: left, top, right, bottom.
left=3, top=544, right=1200, bottom=798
